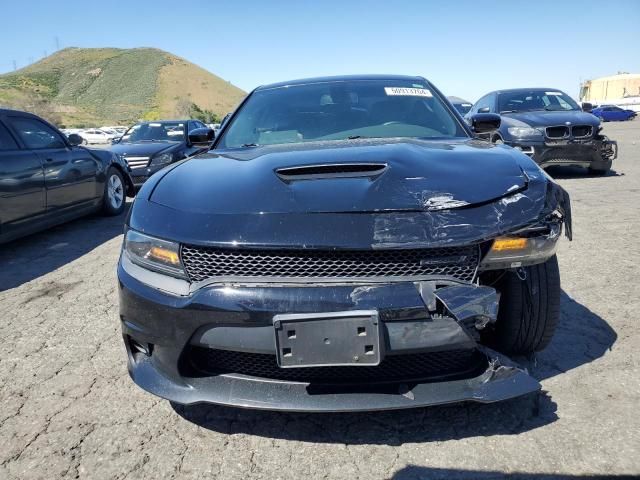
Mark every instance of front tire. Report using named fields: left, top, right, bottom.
left=102, top=167, right=126, bottom=216
left=588, top=159, right=612, bottom=175
left=489, top=255, right=561, bottom=355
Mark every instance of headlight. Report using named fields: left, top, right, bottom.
left=507, top=127, right=543, bottom=138
left=124, top=229, right=187, bottom=278
left=150, top=152, right=173, bottom=167
left=479, top=222, right=561, bottom=270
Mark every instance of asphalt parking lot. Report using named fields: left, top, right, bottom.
left=1, top=122, right=639, bottom=480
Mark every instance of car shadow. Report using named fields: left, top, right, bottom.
left=172, top=291, right=615, bottom=445
left=0, top=201, right=130, bottom=291
left=516, top=291, right=617, bottom=382
left=545, top=165, right=624, bottom=179
left=391, top=465, right=634, bottom=479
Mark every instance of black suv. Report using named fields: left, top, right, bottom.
left=110, top=120, right=214, bottom=187
left=466, top=88, right=617, bottom=174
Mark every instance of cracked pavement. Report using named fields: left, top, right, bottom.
left=1, top=123, right=639, bottom=479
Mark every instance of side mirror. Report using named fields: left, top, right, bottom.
left=67, top=133, right=83, bottom=146
left=470, top=113, right=501, bottom=134
left=582, top=102, right=593, bottom=113
left=188, top=127, right=215, bottom=148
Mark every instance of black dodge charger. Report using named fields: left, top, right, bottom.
left=466, top=88, right=617, bottom=174
left=118, top=75, right=571, bottom=411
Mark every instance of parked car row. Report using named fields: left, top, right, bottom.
left=61, top=126, right=128, bottom=144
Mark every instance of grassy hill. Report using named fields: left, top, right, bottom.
left=0, top=47, right=246, bottom=127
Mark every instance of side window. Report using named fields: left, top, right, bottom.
left=0, top=121, right=19, bottom=151
left=10, top=117, right=66, bottom=149
left=473, top=95, right=493, bottom=114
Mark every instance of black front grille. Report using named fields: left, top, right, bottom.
left=184, top=347, right=486, bottom=384
left=571, top=125, right=593, bottom=138
left=181, top=245, right=480, bottom=282
left=545, top=126, right=569, bottom=138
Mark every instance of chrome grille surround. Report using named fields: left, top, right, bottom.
left=124, top=156, right=150, bottom=169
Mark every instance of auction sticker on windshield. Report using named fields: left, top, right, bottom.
left=385, top=87, right=433, bottom=97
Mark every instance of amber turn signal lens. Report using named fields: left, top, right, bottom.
left=491, top=237, right=528, bottom=252
left=149, top=246, right=180, bottom=265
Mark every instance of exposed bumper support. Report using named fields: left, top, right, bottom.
left=128, top=346, right=540, bottom=412
left=434, top=285, right=498, bottom=330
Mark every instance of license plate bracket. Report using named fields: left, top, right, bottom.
left=273, top=310, right=381, bottom=368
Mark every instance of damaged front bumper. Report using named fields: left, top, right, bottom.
left=507, top=134, right=617, bottom=169
left=118, top=258, right=540, bottom=412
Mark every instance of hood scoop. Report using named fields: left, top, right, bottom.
left=275, top=163, right=387, bottom=181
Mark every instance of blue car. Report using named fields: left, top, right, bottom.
left=592, top=105, right=637, bottom=122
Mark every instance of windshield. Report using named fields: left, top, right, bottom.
left=453, top=103, right=472, bottom=115
left=498, top=90, right=580, bottom=113
left=120, top=122, right=186, bottom=143
left=218, top=79, right=467, bottom=148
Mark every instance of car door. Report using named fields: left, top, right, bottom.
left=7, top=115, right=100, bottom=210
left=0, top=118, right=46, bottom=230
left=84, top=130, right=97, bottom=143
left=611, top=107, right=625, bottom=121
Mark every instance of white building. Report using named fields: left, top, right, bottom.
left=580, top=73, right=640, bottom=112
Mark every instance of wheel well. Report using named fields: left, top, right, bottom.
left=109, top=163, right=135, bottom=197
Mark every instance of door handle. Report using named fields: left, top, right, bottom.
left=45, top=158, right=54, bottom=162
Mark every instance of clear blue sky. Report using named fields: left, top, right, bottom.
left=1, top=0, right=638, bottom=102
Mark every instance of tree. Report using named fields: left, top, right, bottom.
left=174, top=98, right=193, bottom=119
left=173, top=98, right=220, bottom=123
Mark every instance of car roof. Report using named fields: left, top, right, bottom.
left=447, top=96, right=471, bottom=104
left=256, top=74, right=427, bottom=90
left=136, top=119, right=190, bottom=124
left=0, top=108, right=42, bottom=117
left=489, top=88, right=567, bottom=95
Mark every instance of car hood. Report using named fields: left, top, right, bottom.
left=110, top=141, right=180, bottom=157
left=502, top=110, right=599, bottom=127
left=149, top=138, right=531, bottom=215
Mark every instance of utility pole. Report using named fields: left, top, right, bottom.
left=12, top=60, right=17, bottom=71
left=55, top=36, right=60, bottom=51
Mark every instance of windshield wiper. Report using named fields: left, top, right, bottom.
left=544, top=106, right=572, bottom=111
left=242, top=143, right=259, bottom=147
left=347, top=135, right=368, bottom=140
